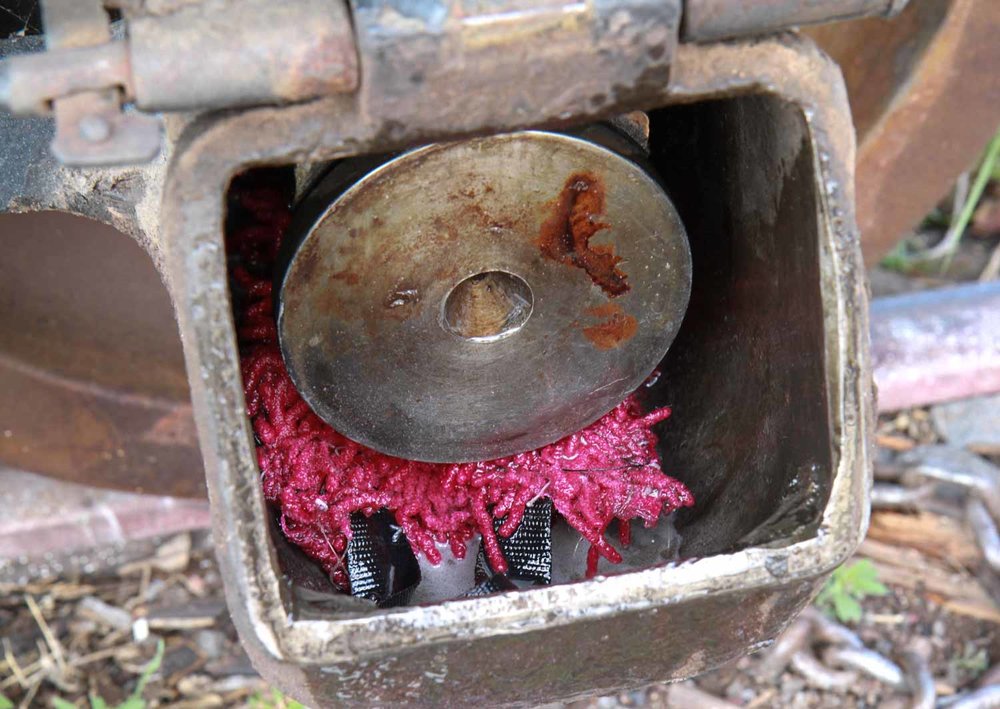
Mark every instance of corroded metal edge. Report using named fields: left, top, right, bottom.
left=812, top=0, right=1000, bottom=264
left=683, top=0, right=904, bottom=41
left=160, top=33, right=871, bottom=681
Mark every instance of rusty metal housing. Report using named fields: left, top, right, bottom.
left=150, top=37, right=867, bottom=706
left=0, top=13, right=871, bottom=708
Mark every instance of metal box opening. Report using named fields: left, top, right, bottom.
left=261, top=93, right=835, bottom=611
left=649, top=95, right=834, bottom=559
left=161, top=38, right=868, bottom=706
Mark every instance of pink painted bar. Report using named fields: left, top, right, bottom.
left=0, top=467, right=210, bottom=579
left=872, top=281, right=1000, bottom=412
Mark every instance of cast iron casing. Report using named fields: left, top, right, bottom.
left=151, top=35, right=872, bottom=707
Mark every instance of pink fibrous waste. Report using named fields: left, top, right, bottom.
left=229, top=172, right=694, bottom=589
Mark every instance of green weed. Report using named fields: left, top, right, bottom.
left=816, top=559, right=889, bottom=624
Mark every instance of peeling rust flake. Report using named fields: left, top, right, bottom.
left=537, top=172, right=629, bottom=297
left=583, top=303, right=638, bottom=350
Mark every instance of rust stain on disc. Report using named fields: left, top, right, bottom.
left=537, top=172, right=629, bottom=297
left=583, top=303, right=638, bottom=350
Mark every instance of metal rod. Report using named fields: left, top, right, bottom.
left=683, top=0, right=909, bottom=42
left=823, top=646, right=905, bottom=688
left=901, top=650, right=936, bottom=709
left=872, top=282, right=1000, bottom=413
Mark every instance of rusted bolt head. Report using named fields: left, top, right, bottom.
left=78, top=114, right=112, bottom=143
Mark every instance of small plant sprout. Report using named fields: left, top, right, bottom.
left=816, top=559, right=889, bottom=624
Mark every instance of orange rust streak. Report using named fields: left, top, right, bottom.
left=330, top=269, right=360, bottom=285
left=583, top=303, right=638, bottom=350
left=537, top=172, right=629, bottom=297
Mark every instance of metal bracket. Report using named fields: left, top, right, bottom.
left=0, top=0, right=357, bottom=166
left=42, top=0, right=160, bottom=166
left=0, top=0, right=913, bottom=167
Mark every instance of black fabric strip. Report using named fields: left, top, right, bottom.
left=476, top=498, right=553, bottom=586
left=347, top=510, right=421, bottom=607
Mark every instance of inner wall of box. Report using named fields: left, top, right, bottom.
left=262, top=93, right=834, bottom=611
left=647, top=94, right=833, bottom=557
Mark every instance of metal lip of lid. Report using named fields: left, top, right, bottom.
left=277, top=129, right=692, bottom=463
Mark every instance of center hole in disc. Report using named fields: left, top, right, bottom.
left=442, top=270, right=533, bottom=342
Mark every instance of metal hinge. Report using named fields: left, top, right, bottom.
left=42, top=0, right=160, bottom=165
left=0, top=0, right=358, bottom=166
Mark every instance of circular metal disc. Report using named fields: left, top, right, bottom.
left=278, top=131, right=691, bottom=463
